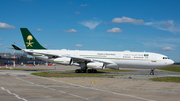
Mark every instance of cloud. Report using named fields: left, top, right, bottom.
left=81, top=4, right=87, bottom=6
left=37, top=28, right=42, bottom=31
left=110, top=17, right=180, bottom=33
left=103, top=21, right=112, bottom=25
left=0, top=22, right=15, bottom=29
left=75, top=44, right=83, bottom=47
left=155, top=20, right=179, bottom=33
left=161, top=47, right=175, bottom=51
left=80, top=21, right=102, bottom=29
left=156, top=38, right=180, bottom=43
left=144, top=20, right=180, bottom=33
left=130, top=47, right=135, bottom=49
left=163, top=21, right=172, bottom=26
left=63, top=29, right=77, bottom=33
left=43, top=45, right=49, bottom=47
left=142, top=42, right=176, bottom=47
left=103, top=21, right=107, bottom=25
left=75, top=12, right=80, bottom=14
left=144, top=22, right=154, bottom=25
left=107, top=28, right=123, bottom=33
left=0, top=39, right=2, bottom=41
left=112, top=16, right=144, bottom=24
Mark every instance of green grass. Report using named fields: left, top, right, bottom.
left=158, top=66, right=180, bottom=72
left=0, top=68, right=52, bottom=71
left=98, top=69, right=136, bottom=72
left=151, top=77, right=180, bottom=83
left=31, top=72, right=122, bottom=78
left=67, top=69, right=136, bottom=72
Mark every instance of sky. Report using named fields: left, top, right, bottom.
left=0, top=0, right=180, bottom=62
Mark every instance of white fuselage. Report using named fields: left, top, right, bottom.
left=24, top=49, right=174, bottom=69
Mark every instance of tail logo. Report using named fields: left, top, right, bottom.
left=26, top=35, right=34, bottom=47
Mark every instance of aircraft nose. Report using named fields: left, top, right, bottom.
left=168, top=59, right=174, bottom=65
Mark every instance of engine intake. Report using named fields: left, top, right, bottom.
left=87, top=62, right=105, bottom=69
left=53, top=57, right=71, bottom=65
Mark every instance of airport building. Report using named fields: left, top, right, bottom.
left=0, top=53, right=46, bottom=65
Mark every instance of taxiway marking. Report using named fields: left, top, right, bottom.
left=1, top=87, right=28, bottom=101
left=37, top=76, right=156, bottom=101
left=16, top=77, right=89, bottom=100
left=91, top=79, right=147, bottom=91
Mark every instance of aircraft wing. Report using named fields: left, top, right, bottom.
left=23, top=50, right=111, bottom=64
left=23, top=51, right=61, bottom=58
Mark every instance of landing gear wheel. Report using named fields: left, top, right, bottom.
left=87, top=69, right=92, bottom=73
left=81, top=69, right=86, bottom=73
left=150, top=68, right=155, bottom=75
left=92, top=69, right=97, bottom=73
left=75, top=69, right=80, bottom=73
left=150, top=72, right=154, bottom=75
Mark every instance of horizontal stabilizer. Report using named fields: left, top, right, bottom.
left=12, top=45, right=22, bottom=50
left=6, top=46, right=14, bottom=50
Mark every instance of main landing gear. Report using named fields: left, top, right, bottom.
left=75, top=69, right=97, bottom=73
left=75, top=62, right=97, bottom=73
left=150, top=68, right=155, bottom=75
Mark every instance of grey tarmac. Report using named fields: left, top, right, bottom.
left=0, top=65, right=180, bottom=101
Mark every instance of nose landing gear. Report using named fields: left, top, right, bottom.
left=150, top=68, right=155, bottom=75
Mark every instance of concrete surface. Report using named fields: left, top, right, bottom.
left=0, top=65, right=180, bottom=101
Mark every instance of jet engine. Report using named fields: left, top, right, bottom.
left=53, top=57, right=71, bottom=65
left=87, top=62, right=105, bottom=69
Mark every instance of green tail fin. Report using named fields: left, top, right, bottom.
left=20, top=28, right=46, bottom=49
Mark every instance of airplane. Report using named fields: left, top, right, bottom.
left=12, top=28, right=174, bottom=75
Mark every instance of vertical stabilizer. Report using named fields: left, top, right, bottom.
left=20, top=28, right=46, bottom=49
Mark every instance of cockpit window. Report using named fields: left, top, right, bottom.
left=163, top=57, right=169, bottom=59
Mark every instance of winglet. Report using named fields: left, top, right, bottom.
left=20, top=28, right=46, bottom=49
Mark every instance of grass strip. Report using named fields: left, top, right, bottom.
left=151, top=77, right=180, bottom=83
left=31, top=72, right=122, bottom=78
left=158, top=66, right=180, bottom=73
left=98, top=69, right=136, bottom=72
